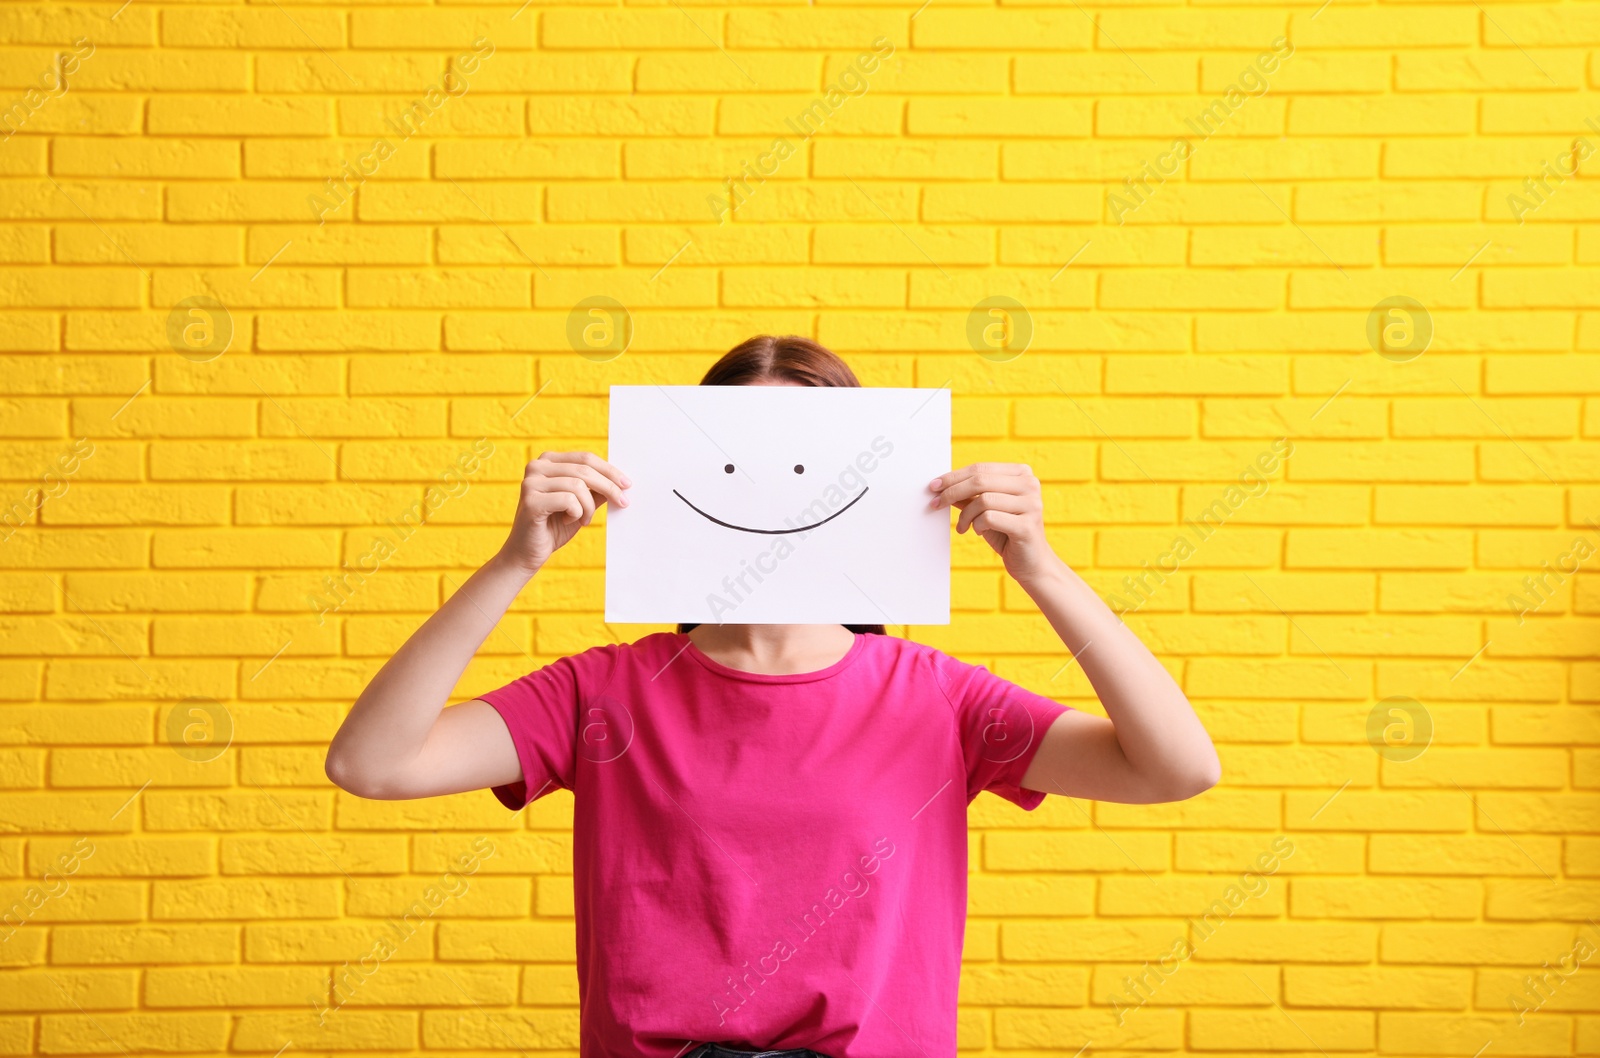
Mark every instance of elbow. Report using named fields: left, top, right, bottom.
left=1170, top=751, right=1222, bottom=801
left=323, top=745, right=358, bottom=794
left=1149, top=749, right=1221, bottom=803
left=324, top=744, right=388, bottom=800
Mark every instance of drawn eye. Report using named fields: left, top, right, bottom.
left=794, top=464, right=805, bottom=474
left=723, top=464, right=734, bottom=474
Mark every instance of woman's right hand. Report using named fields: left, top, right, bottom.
left=499, top=451, right=630, bottom=575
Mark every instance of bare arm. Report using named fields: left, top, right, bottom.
left=325, top=451, right=630, bottom=800
left=932, top=463, right=1221, bottom=804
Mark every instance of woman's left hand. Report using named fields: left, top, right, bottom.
left=930, top=462, right=1059, bottom=584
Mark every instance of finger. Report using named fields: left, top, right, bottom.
left=539, top=461, right=627, bottom=508
left=955, top=492, right=1030, bottom=534
left=538, top=451, right=631, bottom=491
left=935, top=473, right=1035, bottom=509
left=971, top=508, right=1028, bottom=540
left=523, top=489, right=584, bottom=523
left=530, top=476, right=596, bottom=525
left=929, top=462, right=1029, bottom=495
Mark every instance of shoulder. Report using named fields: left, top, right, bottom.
left=564, top=631, right=681, bottom=678
left=859, top=633, right=986, bottom=709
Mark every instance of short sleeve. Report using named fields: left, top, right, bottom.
left=930, top=649, right=1071, bottom=810
left=474, top=643, right=621, bottom=810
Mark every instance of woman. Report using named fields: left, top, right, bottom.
left=325, top=335, right=1220, bottom=1058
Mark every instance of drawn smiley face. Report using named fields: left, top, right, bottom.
left=671, top=460, right=870, bottom=535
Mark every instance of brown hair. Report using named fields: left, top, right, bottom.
left=678, top=335, right=886, bottom=637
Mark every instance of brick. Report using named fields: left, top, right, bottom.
left=727, top=10, right=902, bottom=48
left=53, top=138, right=239, bottom=179
left=1370, top=834, right=1563, bottom=875
left=1190, top=1009, right=1375, bottom=1051
left=911, top=99, right=1093, bottom=138
left=337, top=97, right=523, bottom=140
left=1088, top=960, right=1273, bottom=1005
left=1191, top=225, right=1378, bottom=267
left=1288, top=790, right=1471, bottom=832
left=1379, top=1013, right=1569, bottom=1056
left=141, top=791, right=330, bottom=833
left=1476, top=5, right=1600, bottom=46
left=152, top=879, right=337, bottom=920
left=145, top=967, right=327, bottom=1008
left=1020, top=54, right=1195, bottom=94
left=439, top=141, right=614, bottom=184
left=1204, top=51, right=1388, bottom=94
left=1196, top=921, right=1376, bottom=963
left=1195, top=572, right=1374, bottom=614
left=148, top=97, right=330, bottom=136
left=244, top=921, right=437, bottom=963
left=242, top=139, right=428, bottom=180
left=234, top=1011, right=416, bottom=1051
left=257, top=312, right=438, bottom=352
left=1285, top=966, right=1472, bottom=1008
left=52, top=925, right=237, bottom=965
left=543, top=10, right=722, bottom=49
left=638, top=53, right=819, bottom=94
left=40, top=1014, right=226, bottom=1054
left=1108, top=356, right=1288, bottom=396
left=348, top=10, right=531, bottom=49
left=0, top=182, right=157, bottom=222
left=1291, top=878, right=1481, bottom=920
left=0, top=970, right=132, bottom=1011
left=342, top=964, right=519, bottom=1007
left=1474, top=793, right=1600, bottom=834
left=1291, top=97, right=1476, bottom=136
left=0, top=6, right=153, bottom=45
left=423, top=1010, right=574, bottom=1051
left=0, top=268, right=140, bottom=309
left=997, top=1007, right=1182, bottom=1050
left=913, top=10, right=1089, bottom=48
left=924, top=183, right=1099, bottom=222
left=221, top=835, right=405, bottom=875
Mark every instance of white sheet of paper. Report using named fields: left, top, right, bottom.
left=605, top=385, right=951, bottom=625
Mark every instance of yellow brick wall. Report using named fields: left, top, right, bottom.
left=1, top=0, right=1598, bottom=1054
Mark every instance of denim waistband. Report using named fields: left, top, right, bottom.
left=685, top=1045, right=830, bottom=1058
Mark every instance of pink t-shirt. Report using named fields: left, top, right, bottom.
left=477, top=631, right=1069, bottom=1058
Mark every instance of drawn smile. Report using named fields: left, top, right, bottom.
left=671, top=487, right=870, bottom=535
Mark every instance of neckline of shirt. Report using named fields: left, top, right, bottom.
left=674, top=630, right=869, bottom=684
